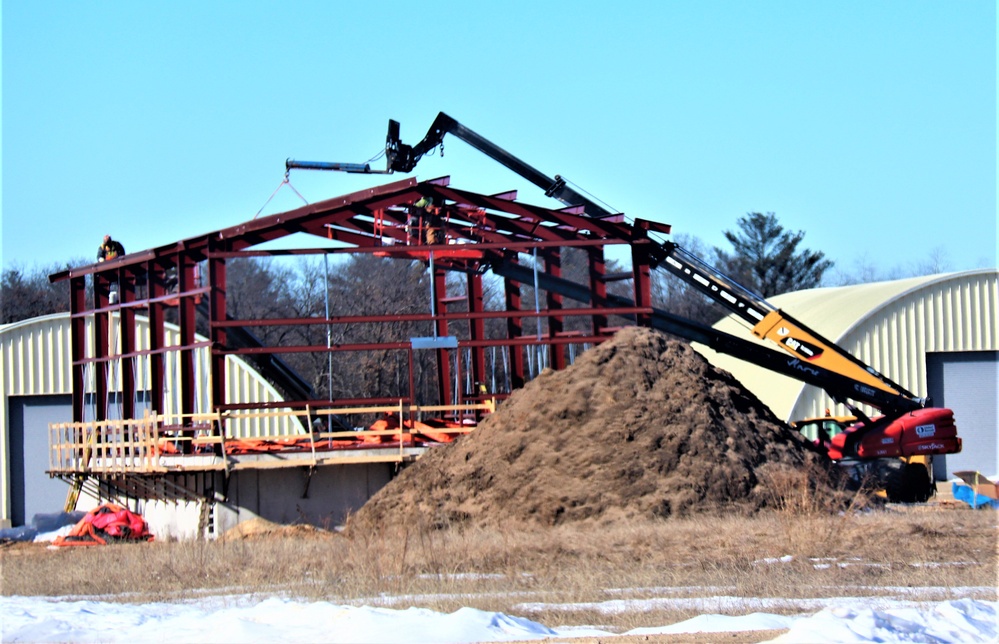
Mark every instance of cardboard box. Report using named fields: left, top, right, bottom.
left=953, top=471, right=999, bottom=500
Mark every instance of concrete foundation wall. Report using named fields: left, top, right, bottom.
left=220, top=463, right=394, bottom=533
left=78, top=463, right=396, bottom=540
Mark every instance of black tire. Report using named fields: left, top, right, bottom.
left=885, top=462, right=933, bottom=503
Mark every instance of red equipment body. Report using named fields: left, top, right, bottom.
left=828, top=407, right=962, bottom=461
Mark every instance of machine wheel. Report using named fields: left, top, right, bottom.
left=885, top=462, right=934, bottom=503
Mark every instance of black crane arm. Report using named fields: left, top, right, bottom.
left=287, top=112, right=620, bottom=219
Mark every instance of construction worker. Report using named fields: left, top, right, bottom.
left=97, top=235, right=125, bottom=262
left=412, top=197, right=443, bottom=245
left=97, top=235, right=126, bottom=303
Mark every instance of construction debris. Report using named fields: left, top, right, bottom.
left=219, top=517, right=335, bottom=541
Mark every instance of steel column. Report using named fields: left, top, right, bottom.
left=503, top=262, right=526, bottom=391
left=466, top=271, right=487, bottom=399
left=70, top=276, right=87, bottom=423
left=545, top=249, right=566, bottom=370
left=631, top=244, right=654, bottom=329
left=120, top=269, right=136, bottom=421
left=433, top=265, right=452, bottom=406
left=178, top=254, right=197, bottom=453
left=208, top=241, right=227, bottom=415
left=148, top=261, right=167, bottom=415
left=588, top=246, right=609, bottom=335
left=93, top=274, right=110, bottom=422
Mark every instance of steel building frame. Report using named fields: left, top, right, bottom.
left=50, top=176, right=671, bottom=447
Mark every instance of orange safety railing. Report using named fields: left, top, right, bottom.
left=49, top=401, right=494, bottom=475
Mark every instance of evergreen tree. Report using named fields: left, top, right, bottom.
left=715, top=212, right=832, bottom=297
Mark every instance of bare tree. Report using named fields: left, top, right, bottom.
left=1, top=260, right=89, bottom=324
left=831, top=245, right=953, bottom=286
left=327, top=255, right=438, bottom=402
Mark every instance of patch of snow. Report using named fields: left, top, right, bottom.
left=2, top=595, right=995, bottom=643
left=763, top=599, right=997, bottom=643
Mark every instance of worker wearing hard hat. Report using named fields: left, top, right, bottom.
left=97, top=235, right=125, bottom=262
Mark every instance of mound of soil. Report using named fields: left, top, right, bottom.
left=352, top=327, right=839, bottom=530
left=221, top=517, right=334, bottom=541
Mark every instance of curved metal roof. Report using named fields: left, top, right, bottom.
left=694, top=269, right=998, bottom=421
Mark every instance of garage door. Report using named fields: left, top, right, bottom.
left=8, top=395, right=72, bottom=526
left=927, top=351, right=999, bottom=480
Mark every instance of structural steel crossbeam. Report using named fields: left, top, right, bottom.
left=50, top=177, right=667, bottom=430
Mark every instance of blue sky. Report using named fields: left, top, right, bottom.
left=3, top=1, right=996, bottom=279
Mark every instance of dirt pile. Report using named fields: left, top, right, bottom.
left=220, top=517, right=334, bottom=541
left=352, top=327, right=840, bottom=530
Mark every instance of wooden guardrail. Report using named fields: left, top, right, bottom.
left=49, top=411, right=226, bottom=475
left=49, top=400, right=495, bottom=475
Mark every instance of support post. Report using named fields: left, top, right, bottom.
left=466, top=272, right=487, bottom=399
left=208, top=246, right=227, bottom=414
left=631, top=243, right=653, bottom=329
left=120, top=269, right=136, bottom=421
left=178, top=254, right=197, bottom=453
left=208, top=244, right=227, bottom=454
left=148, top=260, right=166, bottom=416
left=588, top=246, right=608, bottom=336
left=433, top=265, right=452, bottom=406
left=545, top=249, right=565, bottom=370
left=94, top=274, right=110, bottom=422
left=503, top=260, right=525, bottom=390
left=71, top=276, right=87, bottom=423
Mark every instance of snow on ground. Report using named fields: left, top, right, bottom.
left=2, top=595, right=995, bottom=643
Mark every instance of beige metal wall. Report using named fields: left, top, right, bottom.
left=790, top=270, right=997, bottom=421
left=696, top=270, right=998, bottom=422
left=1, top=313, right=307, bottom=526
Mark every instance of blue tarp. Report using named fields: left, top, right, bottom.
left=0, top=511, right=86, bottom=542
left=952, top=482, right=999, bottom=509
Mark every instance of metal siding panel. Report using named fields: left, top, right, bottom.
left=22, top=330, right=33, bottom=394
left=35, top=326, right=45, bottom=393
left=1, top=336, right=8, bottom=524
left=12, top=334, right=23, bottom=395
left=905, top=300, right=918, bottom=392
left=928, top=353, right=999, bottom=478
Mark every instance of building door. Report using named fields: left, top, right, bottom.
left=8, top=395, right=72, bottom=526
left=927, top=351, right=999, bottom=480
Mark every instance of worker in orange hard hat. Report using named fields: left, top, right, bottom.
left=97, top=235, right=125, bottom=262
left=97, top=235, right=126, bottom=304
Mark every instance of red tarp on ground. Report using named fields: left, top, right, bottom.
left=52, top=504, right=153, bottom=547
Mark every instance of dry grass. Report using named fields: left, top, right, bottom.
left=2, top=504, right=996, bottom=634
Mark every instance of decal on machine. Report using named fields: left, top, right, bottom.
left=780, top=336, right=824, bottom=360
left=786, top=358, right=820, bottom=377
left=915, top=424, right=936, bottom=438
